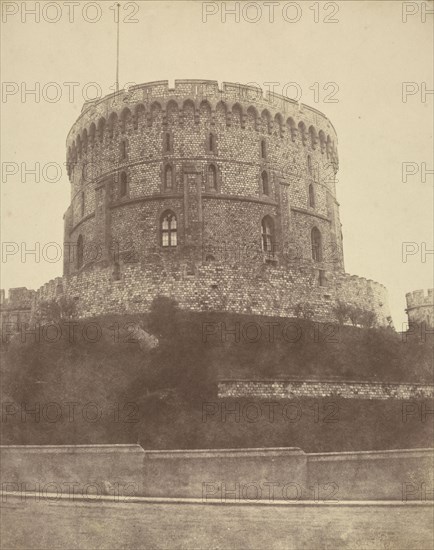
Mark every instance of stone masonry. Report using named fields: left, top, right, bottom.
left=1, top=80, right=393, bottom=326
left=406, top=289, right=434, bottom=329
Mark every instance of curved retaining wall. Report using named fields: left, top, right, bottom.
left=34, top=261, right=391, bottom=326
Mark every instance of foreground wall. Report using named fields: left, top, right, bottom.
left=0, top=444, right=144, bottom=497
left=1, top=445, right=432, bottom=502
left=308, top=448, right=434, bottom=501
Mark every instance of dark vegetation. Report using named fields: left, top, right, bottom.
left=1, top=297, right=432, bottom=450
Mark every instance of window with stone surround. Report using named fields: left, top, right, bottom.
left=80, top=191, right=85, bottom=217
left=163, top=132, right=173, bottom=154
left=261, top=171, right=269, bottom=196
left=261, top=216, right=274, bottom=254
left=311, top=227, right=322, bottom=262
left=209, top=132, right=216, bottom=153
left=308, top=184, right=315, bottom=208
left=120, top=171, right=128, bottom=197
left=161, top=211, right=177, bottom=247
left=120, top=139, right=128, bottom=160
left=164, top=164, right=173, bottom=190
left=261, top=139, right=267, bottom=159
left=208, top=164, right=217, bottom=190
left=307, top=155, right=312, bottom=175
left=319, top=269, right=327, bottom=286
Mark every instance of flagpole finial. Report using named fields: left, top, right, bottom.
left=116, top=3, right=121, bottom=93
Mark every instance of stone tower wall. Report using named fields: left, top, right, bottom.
left=406, top=289, right=434, bottom=328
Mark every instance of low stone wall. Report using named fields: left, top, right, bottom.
left=218, top=380, right=434, bottom=400
left=0, top=444, right=145, bottom=498
left=307, top=448, right=434, bottom=501
left=142, top=447, right=307, bottom=500
left=1, top=445, right=432, bottom=502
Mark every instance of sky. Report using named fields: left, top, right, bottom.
left=1, top=0, right=433, bottom=328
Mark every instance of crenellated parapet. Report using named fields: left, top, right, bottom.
left=34, top=277, right=64, bottom=303
left=68, top=79, right=338, bottom=151
left=1, top=78, right=391, bottom=335
left=0, top=287, right=36, bottom=331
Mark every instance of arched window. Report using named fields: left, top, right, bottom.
left=261, top=139, right=267, bottom=159
left=161, top=211, right=177, bottom=247
left=319, top=130, right=326, bottom=154
left=261, top=216, right=274, bottom=253
left=208, top=164, right=217, bottom=190
left=311, top=227, right=322, bottom=262
left=261, top=171, right=269, bottom=195
left=77, top=235, right=84, bottom=269
left=309, top=126, right=317, bottom=150
left=308, top=184, right=315, bottom=208
left=164, top=132, right=172, bottom=153
left=120, top=140, right=127, bottom=160
left=307, top=155, right=312, bottom=175
left=326, top=136, right=332, bottom=159
left=164, top=165, right=173, bottom=189
left=120, top=172, right=128, bottom=197
left=298, top=121, right=307, bottom=146
left=209, top=133, right=216, bottom=153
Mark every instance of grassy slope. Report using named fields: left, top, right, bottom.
left=1, top=306, right=432, bottom=450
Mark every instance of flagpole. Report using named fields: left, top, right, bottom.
left=116, top=3, right=120, bottom=93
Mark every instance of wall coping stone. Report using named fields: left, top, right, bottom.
left=307, top=448, right=434, bottom=462
left=143, top=447, right=305, bottom=459
left=0, top=444, right=145, bottom=454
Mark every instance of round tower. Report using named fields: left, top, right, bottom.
left=406, top=289, right=434, bottom=329
left=59, top=80, right=390, bottom=325
left=64, top=80, right=342, bottom=276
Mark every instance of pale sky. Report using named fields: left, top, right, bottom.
left=1, top=0, right=433, bottom=327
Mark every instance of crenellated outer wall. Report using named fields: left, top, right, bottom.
left=30, top=260, right=391, bottom=327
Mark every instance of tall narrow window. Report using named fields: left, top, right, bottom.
left=80, top=191, right=85, bottom=217
left=77, top=235, right=84, bottom=269
left=161, top=211, right=177, bottom=247
left=120, top=172, right=128, bottom=197
left=307, top=155, right=312, bottom=175
left=308, top=184, right=315, bottom=208
left=311, top=227, right=322, bottom=262
left=164, top=165, right=173, bottom=189
left=120, top=140, right=127, bottom=160
left=319, top=269, right=326, bottom=287
left=209, top=133, right=216, bottom=152
left=261, top=171, right=269, bottom=195
left=208, top=164, right=217, bottom=190
left=261, top=216, right=274, bottom=253
left=261, top=139, right=267, bottom=159
left=164, top=132, right=171, bottom=153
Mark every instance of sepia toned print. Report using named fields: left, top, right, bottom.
left=1, top=1, right=433, bottom=548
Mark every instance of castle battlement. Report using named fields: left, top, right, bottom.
left=2, top=78, right=393, bottom=332
left=0, top=287, right=35, bottom=310
left=67, top=79, right=338, bottom=153
left=406, top=289, right=433, bottom=308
